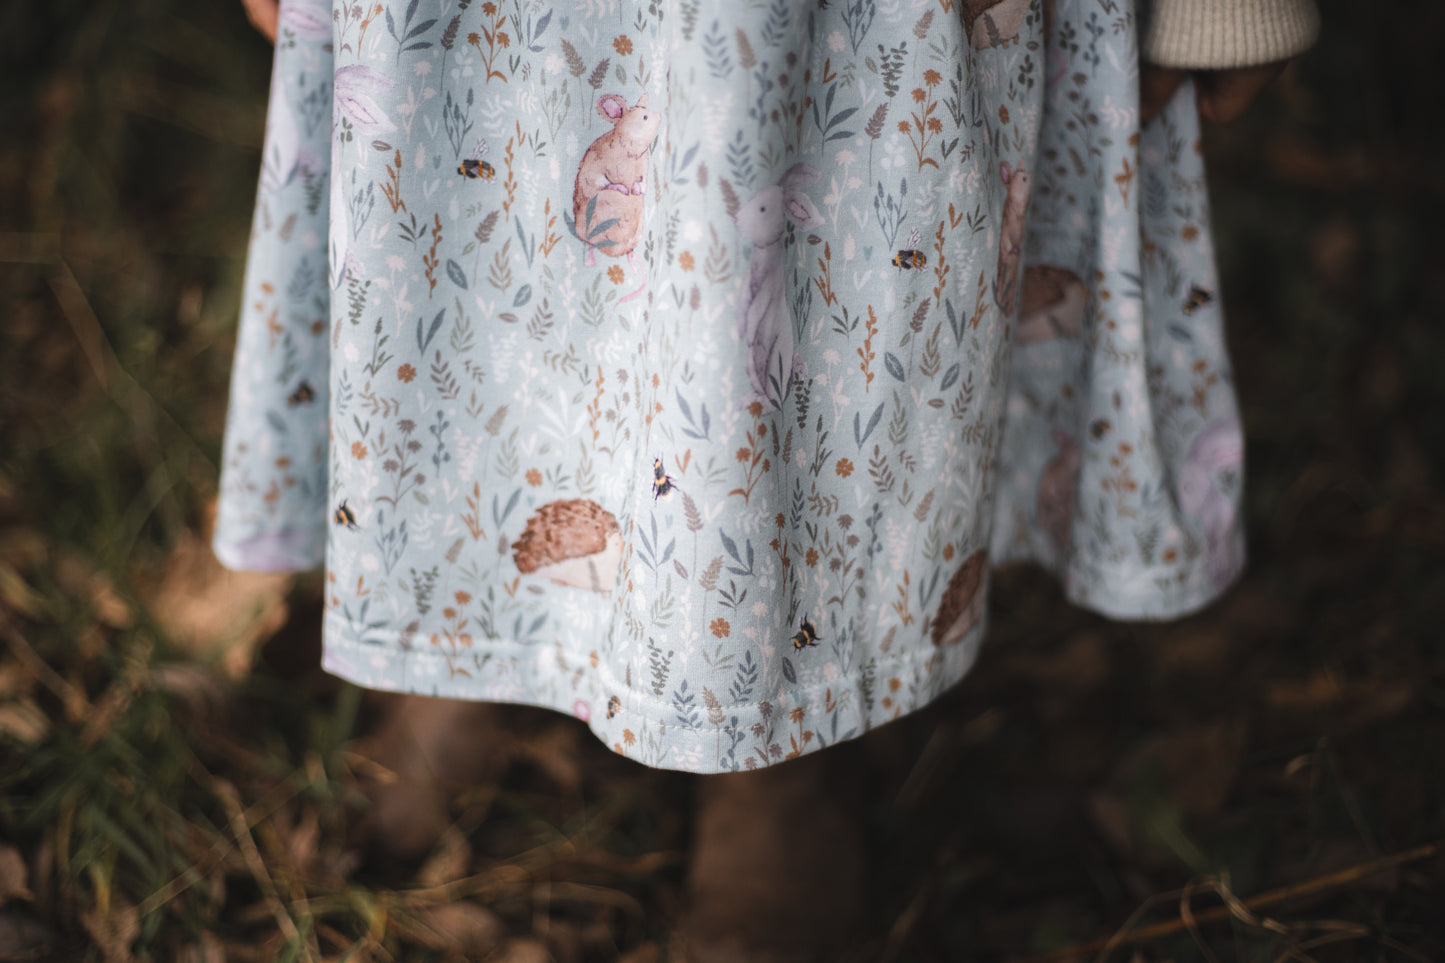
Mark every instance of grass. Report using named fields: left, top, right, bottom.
left=2, top=0, right=1443, bottom=959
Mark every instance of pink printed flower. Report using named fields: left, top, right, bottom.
left=573, top=700, right=591, bottom=722
left=333, top=65, right=396, bottom=136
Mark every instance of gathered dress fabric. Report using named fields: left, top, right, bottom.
left=214, top=0, right=1246, bottom=773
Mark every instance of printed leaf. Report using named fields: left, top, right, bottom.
left=884, top=352, right=905, bottom=382
left=781, top=657, right=797, bottom=684
left=445, top=258, right=468, bottom=289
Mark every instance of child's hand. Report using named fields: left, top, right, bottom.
left=1140, top=61, right=1290, bottom=126
left=241, top=0, right=279, bottom=44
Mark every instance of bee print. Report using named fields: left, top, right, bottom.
left=1089, top=419, right=1111, bottom=441
left=458, top=138, right=495, bottom=180
left=286, top=379, right=315, bottom=407
left=606, top=695, right=622, bottom=719
left=651, top=457, right=676, bottom=500
left=893, top=227, right=927, bottom=270
left=790, top=615, right=821, bottom=651
left=1182, top=285, right=1214, bottom=315
left=333, top=499, right=359, bottom=531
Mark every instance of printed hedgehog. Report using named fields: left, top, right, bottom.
left=511, top=498, right=622, bottom=594
left=930, top=549, right=988, bottom=647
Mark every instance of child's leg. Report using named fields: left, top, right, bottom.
left=674, top=740, right=868, bottom=962
left=351, top=693, right=511, bottom=861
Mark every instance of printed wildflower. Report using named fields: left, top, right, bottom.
left=613, top=35, right=633, bottom=55
left=805, top=547, right=819, bottom=567
left=607, top=264, right=625, bottom=284
left=352, top=441, right=367, bottom=459
left=678, top=250, right=695, bottom=271
left=835, top=457, right=854, bottom=478
left=710, top=617, right=730, bottom=638
left=525, top=467, right=542, bottom=486
left=397, top=363, right=416, bottom=382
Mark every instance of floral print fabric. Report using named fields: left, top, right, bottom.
left=214, top=0, right=1245, bottom=772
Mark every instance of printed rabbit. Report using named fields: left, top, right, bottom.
left=995, top=160, right=1032, bottom=315
left=572, top=93, right=660, bottom=302
left=1178, top=418, right=1245, bottom=588
left=735, top=163, right=824, bottom=409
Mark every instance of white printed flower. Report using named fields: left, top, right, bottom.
left=828, top=30, right=845, bottom=52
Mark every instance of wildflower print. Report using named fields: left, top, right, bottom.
left=216, top=0, right=1245, bottom=775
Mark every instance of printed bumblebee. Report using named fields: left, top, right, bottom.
left=457, top=138, right=495, bottom=180
left=606, top=695, right=622, bottom=719
left=333, top=499, right=360, bottom=531
left=790, top=615, right=821, bottom=651
left=1182, top=285, right=1214, bottom=315
left=286, top=379, right=315, bottom=407
left=651, top=457, right=677, bottom=500
left=892, top=227, right=927, bottom=270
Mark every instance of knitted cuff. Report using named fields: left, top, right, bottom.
left=1142, top=0, right=1322, bottom=70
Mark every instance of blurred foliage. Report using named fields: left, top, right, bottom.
left=1, top=0, right=1443, bottom=960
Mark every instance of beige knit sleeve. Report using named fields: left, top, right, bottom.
left=1142, top=0, right=1322, bottom=70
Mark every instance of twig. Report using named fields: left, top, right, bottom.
left=1010, top=841, right=1440, bottom=963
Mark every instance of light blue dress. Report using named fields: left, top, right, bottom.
left=215, top=0, right=1245, bottom=772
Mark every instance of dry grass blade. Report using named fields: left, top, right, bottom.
left=1006, top=840, right=1441, bottom=963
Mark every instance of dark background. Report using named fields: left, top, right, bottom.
left=1, top=0, right=1442, bottom=960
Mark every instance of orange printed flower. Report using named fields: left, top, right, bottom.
left=525, top=467, right=542, bottom=486
left=442, top=607, right=457, bottom=619
left=455, top=590, right=472, bottom=605
left=1181, top=224, right=1199, bottom=241
left=623, top=728, right=636, bottom=745
left=789, top=706, right=805, bottom=723
left=736, top=447, right=751, bottom=463
left=678, top=250, right=695, bottom=271
left=805, top=547, right=819, bottom=567
left=351, top=441, right=367, bottom=459
left=775, top=513, right=786, bottom=528
left=397, top=363, right=416, bottom=382
left=607, top=264, right=625, bottom=284
left=923, top=68, right=941, bottom=87
left=481, top=2, right=496, bottom=14
left=835, top=457, right=854, bottom=478
left=912, top=87, right=926, bottom=104
left=710, top=617, right=730, bottom=638
left=497, top=31, right=510, bottom=47
left=467, top=30, right=480, bottom=46
left=927, top=117, right=943, bottom=133
left=943, top=543, right=955, bottom=561
left=897, top=120, right=911, bottom=135
left=1162, top=547, right=1178, bottom=562
left=613, top=35, right=633, bottom=55
left=888, top=677, right=901, bottom=692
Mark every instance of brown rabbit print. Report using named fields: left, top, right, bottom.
left=1017, top=265, right=1087, bottom=343
left=572, top=93, right=661, bottom=303
left=961, top=0, right=1032, bottom=50
left=995, top=160, right=1032, bottom=315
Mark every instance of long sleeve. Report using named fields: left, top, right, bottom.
left=1143, top=0, right=1321, bottom=69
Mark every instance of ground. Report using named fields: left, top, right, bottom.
left=1, top=0, right=1442, bottom=960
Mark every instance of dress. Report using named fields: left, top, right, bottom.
left=214, top=0, right=1246, bottom=773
